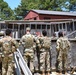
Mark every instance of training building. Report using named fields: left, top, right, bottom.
left=24, top=10, right=76, bottom=20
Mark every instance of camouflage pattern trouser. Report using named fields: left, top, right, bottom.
left=24, top=51, right=34, bottom=72
left=40, top=49, right=50, bottom=72
left=57, top=53, right=68, bottom=71
left=2, top=57, right=14, bottom=75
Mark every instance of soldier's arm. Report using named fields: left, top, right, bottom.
left=11, top=39, right=19, bottom=52
left=19, top=36, right=25, bottom=47
left=0, top=40, right=3, bottom=57
left=56, top=39, right=60, bottom=52
left=50, top=38, right=52, bottom=50
left=67, top=40, right=71, bottom=50
left=35, top=37, right=41, bottom=49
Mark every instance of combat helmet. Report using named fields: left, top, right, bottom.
left=26, top=27, right=31, bottom=31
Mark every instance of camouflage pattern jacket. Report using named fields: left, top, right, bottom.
left=0, top=36, right=19, bottom=58
left=56, top=37, right=70, bottom=60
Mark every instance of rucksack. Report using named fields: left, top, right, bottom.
left=59, top=38, right=69, bottom=50
left=40, top=37, right=51, bottom=49
left=24, top=34, right=34, bottom=48
left=2, top=40, right=12, bottom=55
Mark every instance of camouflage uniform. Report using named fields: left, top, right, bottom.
left=0, top=32, right=4, bottom=74
left=39, top=36, right=51, bottom=73
left=56, top=37, right=70, bottom=72
left=20, top=32, right=40, bottom=72
left=0, top=36, right=19, bottom=75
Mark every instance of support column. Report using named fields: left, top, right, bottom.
left=18, top=24, right=20, bottom=38
left=62, top=23, right=63, bottom=30
left=35, top=24, right=37, bottom=32
left=46, top=24, right=47, bottom=31
left=41, top=24, right=42, bottom=34
left=24, top=24, right=26, bottom=34
left=65, top=23, right=67, bottom=32
left=58, top=24, right=60, bottom=31
left=54, top=24, right=56, bottom=32
left=30, top=23, right=31, bottom=29
left=49, top=24, right=52, bottom=36
left=12, top=23, right=14, bottom=38
left=73, top=21, right=75, bottom=31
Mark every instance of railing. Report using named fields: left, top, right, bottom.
left=66, top=30, right=76, bottom=38
left=14, top=49, right=32, bottom=75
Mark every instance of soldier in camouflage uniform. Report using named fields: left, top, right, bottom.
left=20, top=27, right=40, bottom=73
left=0, top=29, right=19, bottom=75
left=39, top=30, right=51, bottom=75
left=0, top=32, right=4, bottom=74
left=56, top=31, right=70, bottom=75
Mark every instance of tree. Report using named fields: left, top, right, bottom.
left=69, top=0, right=76, bottom=11
left=0, top=0, right=15, bottom=20
left=14, top=0, right=40, bottom=20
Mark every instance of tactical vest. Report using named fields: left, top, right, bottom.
left=40, top=37, right=51, bottom=49
left=24, top=34, right=34, bottom=48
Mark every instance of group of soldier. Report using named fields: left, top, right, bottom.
left=0, top=27, right=71, bottom=75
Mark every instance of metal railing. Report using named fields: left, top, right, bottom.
left=14, top=49, right=32, bottom=75
left=66, top=30, right=76, bottom=38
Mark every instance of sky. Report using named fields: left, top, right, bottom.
left=4, top=0, right=21, bottom=10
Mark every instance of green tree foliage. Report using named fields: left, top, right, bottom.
left=14, top=0, right=40, bottom=19
left=0, top=0, right=15, bottom=20
left=69, top=0, right=76, bottom=11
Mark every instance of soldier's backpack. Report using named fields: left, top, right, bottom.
left=40, top=37, right=51, bottom=49
left=2, top=40, right=12, bottom=55
left=60, top=38, right=70, bottom=50
left=24, top=34, right=34, bottom=48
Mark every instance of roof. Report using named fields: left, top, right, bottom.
left=31, top=9, right=76, bottom=16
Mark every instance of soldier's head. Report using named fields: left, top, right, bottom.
left=26, top=27, right=31, bottom=31
left=26, top=27, right=31, bottom=34
left=5, top=29, right=12, bottom=36
left=42, top=30, right=47, bottom=36
left=58, top=31, right=63, bottom=37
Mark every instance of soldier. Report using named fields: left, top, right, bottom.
left=0, top=29, right=19, bottom=75
left=39, top=30, right=51, bottom=75
left=20, top=27, right=40, bottom=73
left=56, top=31, right=70, bottom=75
left=0, top=32, right=5, bottom=74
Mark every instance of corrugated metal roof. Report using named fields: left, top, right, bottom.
left=32, top=9, right=76, bottom=16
